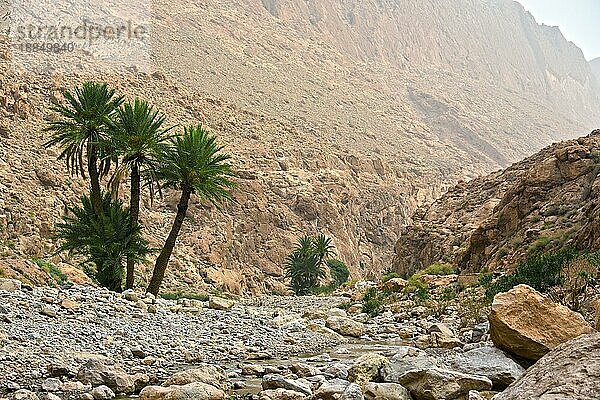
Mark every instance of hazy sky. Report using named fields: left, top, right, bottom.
left=518, top=0, right=600, bottom=61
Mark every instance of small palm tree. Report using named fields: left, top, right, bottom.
left=44, top=82, right=124, bottom=217
left=109, top=98, right=172, bottom=289
left=146, top=125, right=235, bottom=295
left=55, top=194, right=151, bottom=292
left=313, top=233, right=335, bottom=265
left=284, top=234, right=337, bottom=295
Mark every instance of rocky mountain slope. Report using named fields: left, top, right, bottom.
left=1, top=0, right=600, bottom=293
left=393, top=129, right=600, bottom=277
left=591, top=57, right=600, bottom=84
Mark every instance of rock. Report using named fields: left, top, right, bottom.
left=242, top=364, right=267, bottom=376
left=164, top=364, right=226, bottom=388
left=314, top=379, right=364, bottom=400
left=442, top=346, right=524, bottom=389
left=259, top=388, right=308, bottom=400
left=489, top=285, right=594, bottom=361
left=494, top=333, right=600, bottom=400
left=398, top=368, right=492, bottom=400
left=76, top=359, right=135, bottom=394
left=60, top=381, right=88, bottom=392
left=363, top=382, right=412, bottom=400
left=61, top=298, right=81, bottom=310
left=41, top=378, right=61, bottom=392
left=382, top=278, right=408, bottom=292
left=347, top=354, right=389, bottom=385
left=91, top=386, right=115, bottom=400
left=122, top=290, right=139, bottom=302
left=262, top=375, right=312, bottom=396
left=139, top=382, right=225, bottom=400
left=0, top=278, right=21, bottom=292
left=80, top=394, right=94, bottom=400
left=427, top=323, right=461, bottom=349
left=382, top=347, right=437, bottom=383
left=208, top=296, right=235, bottom=311
left=290, top=363, right=320, bottom=378
left=328, top=308, right=347, bottom=318
left=325, top=316, right=365, bottom=337
left=466, top=391, right=485, bottom=400
left=40, top=306, right=57, bottom=318
left=323, top=363, right=350, bottom=380
left=10, top=390, right=39, bottom=400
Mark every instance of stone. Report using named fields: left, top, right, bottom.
left=442, top=346, right=524, bottom=389
left=494, top=333, right=600, bottom=400
left=363, top=382, right=412, bottom=400
left=347, top=353, right=389, bottom=385
left=164, top=364, right=226, bottom=389
left=242, top=364, right=267, bottom=376
left=40, top=306, right=57, bottom=318
left=139, top=382, right=225, bottom=400
left=61, top=298, right=81, bottom=310
left=76, top=359, right=135, bottom=394
left=10, top=390, right=39, bottom=400
left=259, top=388, right=308, bottom=400
left=0, top=279, right=21, bottom=292
left=489, top=285, right=594, bottom=361
left=382, top=278, right=408, bottom=292
left=427, top=323, right=461, bottom=349
left=208, top=296, right=235, bottom=311
left=290, top=363, right=320, bottom=378
left=122, top=290, right=139, bottom=302
left=314, top=379, right=364, bottom=400
left=91, top=385, right=115, bottom=400
left=262, top=375, right=312, bottom=396
left=41, top=378, right=61, bottom=392
left=398, top=368, right=492, bottom=400
left=328, top=308, right=347, bottom=318
left=325, top=316, right=365, bottom=337
left=381, top=346, right=437, bottom=383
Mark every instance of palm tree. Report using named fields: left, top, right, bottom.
left=109, top=98, right=172, bottom=289
left=55, top=193, right=151, bottom=292
left=44, top=82, right=124, bottom=217
left=146, top=125, right=235, bottom=295
left=313, top=233, right=335, bottom=266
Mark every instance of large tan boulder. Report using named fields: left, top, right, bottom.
left=139, top=382, right=225, bottom=400
left=489, top=285, right=594, bottom=361
left=494, top=333, right=600, bottom=400
left=325, top=316, right=365, bottom=338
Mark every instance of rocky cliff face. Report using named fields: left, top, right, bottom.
left=591, top=58, right=600, bottom=85
left=1, top=0, right=600, bottom=294
left=393, top=130, right=600, bottom=277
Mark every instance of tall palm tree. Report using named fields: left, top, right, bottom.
left=313, top=233, right=335, bottom=266
left=109, top=98, right=172, bottom=289
left=146, top=125, right=235, bottom=295
left=44, top=82, right=124, bottom=217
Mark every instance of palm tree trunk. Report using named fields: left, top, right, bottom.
left=88, top=147, right=103, bottom=218
left=146, top=187, right=192, bottom=295
left=125, top=163, right=141, bottom=290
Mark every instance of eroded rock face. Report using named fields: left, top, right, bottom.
left=393, top=132, right=600, bottom=278
left=489, top=285, right=594, bottom=361
left=494, top=333, right=600, bottom=400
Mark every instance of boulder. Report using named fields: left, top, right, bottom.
left=262, top=375, right=312, bottom=396
left=0, top=278, right=21, bottom=292
left=398, top=368, right=492, bottom=400
left=427, top=323, right=461, bottom=349
left=314, top=379, right=364, bottom=400
left=382, top=347, right=437, bottom=383
left=9, top=390, right=39, bottom=400
left=363, top=382, right=412, bottom=400
left=347, top=354, right=389, bottom=385
left=442, top=346, right=524, bottom=389
left=164, top=364, right=226, bottom=388
left=139, top=383, right=224, bottom=400
left=489, top=285, right=594, bottom=361
left=259, top=388, right=308, bottom=400
left=493, top=333, right=600, bottom=400
left=208, top=296, right=235, bottom=311
left=91, top=385, right=116, bottom=400
left=76, top=359, right=135, bottom=394
left=325, top=316, right=365, bottom=337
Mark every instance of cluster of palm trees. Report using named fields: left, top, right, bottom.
left=45, top=82, right=235, bottom=295
left=284, top=234, right=349, bottom=295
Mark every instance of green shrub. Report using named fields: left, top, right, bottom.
left=486, top=248, right=579, bottom=300
left=32, top=258, right=68, bottom=286
left=422, top=262, right=455, bottom=276
left=381, top=272, right=401, bottom=282
left=362, top=287, right=390, bottom=316
left=327, top=259, right=350, bottom=287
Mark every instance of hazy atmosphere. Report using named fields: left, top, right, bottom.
left=1, top=0, right=600, bottom=399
